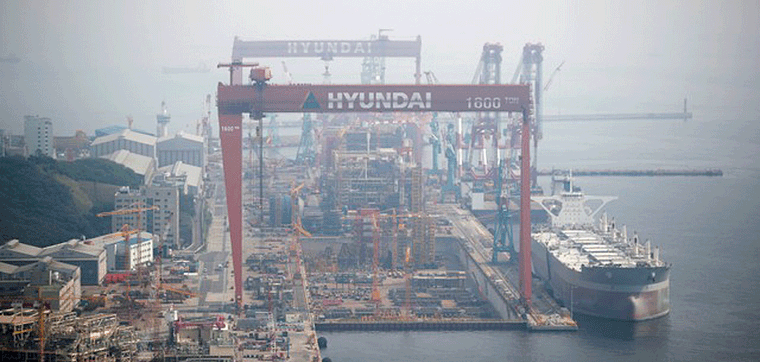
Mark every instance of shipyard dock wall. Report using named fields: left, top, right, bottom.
left=315, top=319, right=525, bottom=331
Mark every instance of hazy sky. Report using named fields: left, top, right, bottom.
left=0, top=0, right=758, bottom=135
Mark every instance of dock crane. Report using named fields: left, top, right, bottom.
left=429, top=115, right=442, bottom=174
left=492, top=159, right=515, bottom=263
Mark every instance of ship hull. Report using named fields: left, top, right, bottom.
left=532, top=238, right=670, bottom=321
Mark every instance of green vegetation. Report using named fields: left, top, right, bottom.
left=55, top=158, right=143, bottom=187
left=0, top=156, right=142, bottom=246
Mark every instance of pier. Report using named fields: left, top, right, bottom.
left=537, top=169, right=723, bottom=177
left=315, top=319, right=526, bottom=332
left=543, top=111, right=692, bottom=122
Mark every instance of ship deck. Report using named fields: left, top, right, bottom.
left=534, top=228, right=657, bottom=272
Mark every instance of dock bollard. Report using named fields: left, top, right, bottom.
left=317, top=336, right=328, bottom=349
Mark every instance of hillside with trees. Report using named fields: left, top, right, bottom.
left=0, top=156, right=142, bottom=246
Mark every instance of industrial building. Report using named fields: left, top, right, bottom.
left=86, top=232, right=154, bottom=271
left=112, top=185, right=179, bottom=249
left=100, top=149, right=156, bottom=185
left=145, top=184, right=180, bottom=248
left=23, top=115, right=54, bottom=158
left=0, top=239, right=106, bottom=286
left=157, top=131, right=206, bottom=168
left=0, top=257, right=81, bottom=313
left=0, top=311, right=138, bottom=361
left=54, top=130, right=91, bottom=160
left=156, top=161, right=204, bottom=196
left=90, top=128, right=157, bottom=159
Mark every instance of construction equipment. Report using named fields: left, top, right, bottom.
left=155, top=285, right=197, bottom=300
left=97, top=203, right=159, bottom=271
left=370, top=213, right=381, bottom=303
left=216, top=60, right=260, bottom=85
left=403, top=246, right=413, bottom=318
left=295, top=114, right=316, bottom=167
left=543, top=60, right=565, bottom=92
left=429, top=116, right=442, bottom=174
left=492, top=159, right=515, bottom=263
left=151, top=211, right=173, bottom=361
left=0, top=292, right=138, bottom=362
left=97, top=203, right=159, bottom=330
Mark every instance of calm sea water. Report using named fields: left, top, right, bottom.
left=320, top=117, right=760, bottom=362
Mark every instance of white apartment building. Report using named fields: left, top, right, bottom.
left=112, top=185, right=179, bottom=249
left=24, top=116, right=54, bottom=158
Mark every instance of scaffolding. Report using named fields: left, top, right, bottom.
left=333, top=149, right=400, bottom=211
left=0, top=310, right=138, bottom=361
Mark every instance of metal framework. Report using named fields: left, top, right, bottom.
left=217, top=80, right=532, bottom=307
left=230, top=36, right=422, bottom=85
left=467, top=43, right=504, bottom=178
left=492, top=159, right=515, bottom=263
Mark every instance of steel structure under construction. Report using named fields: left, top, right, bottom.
left=0, top=310, right=138, bottom=361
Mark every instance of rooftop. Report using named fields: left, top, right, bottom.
left=157, top=161, right=203, bottom=188
left=86, top=232, right=154, bottom=247
left=157, top=131, right=204, bottom=145
left=0, top=240, right=43, bottom=257
left=91, top=129, right=157, bottom=147
left=39, top=239, right=104, bottom=258
left=100, top=150, right=155, bottom=176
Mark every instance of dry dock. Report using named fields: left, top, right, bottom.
left=431, top=204, right=578, bottom=332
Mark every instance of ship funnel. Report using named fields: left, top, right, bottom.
left=601, top=212, right=608, bottom=232
left=622, top=225, right=628, bottom=243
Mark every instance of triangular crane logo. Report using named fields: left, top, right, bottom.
left=302, top=92, right=321, bottom=110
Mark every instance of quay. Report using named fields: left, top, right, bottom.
left=315, top=319, right=526, bottom=332
left=537, top=169, right=723, bottom=177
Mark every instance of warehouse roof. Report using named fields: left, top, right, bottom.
left=157, top=131, right=204, bottom=148
left=39, top=239, right=104, bottom=258
left=100, top=150, right=155, bottom=176
left=91, top=129, right=157, bottom=147
left=0, top=240, right=43, bottom=257
left=86, top=232, right=154, bottom=248
left=157, top=161, right=203, bottom=189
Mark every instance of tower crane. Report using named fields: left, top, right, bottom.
left=152, top=211, right=173, bottom=361
left=97, top=203, right=159, bottom=271
left=97, top=203, right=160, bottom=324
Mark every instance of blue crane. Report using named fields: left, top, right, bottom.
left=492, top=159, right=515, bottom=263
left=295, top=113, right=315, bottom=165
left=441, top=123, right=461, bottom=202
left=429, top=114, right=442, bottom=174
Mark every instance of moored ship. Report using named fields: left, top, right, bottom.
left=531, top=174, right=670, bottom=321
